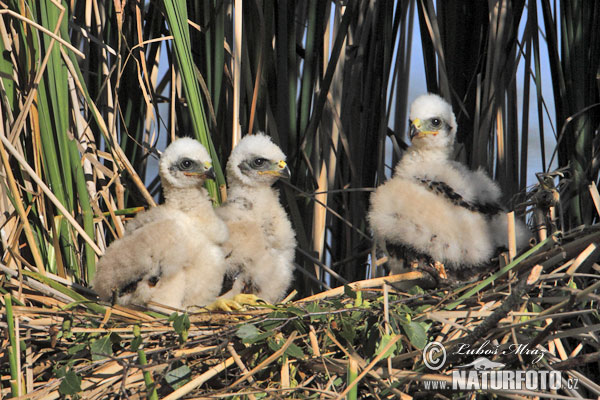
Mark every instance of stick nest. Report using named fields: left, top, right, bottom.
left=1, top=225, right=600, bottom=399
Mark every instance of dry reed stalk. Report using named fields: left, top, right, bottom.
left=565, top=243, right=597, bottom=276
left=507, top=211, right=517, bottom=261
left=309, top=325, right=321, bottom=357
left=300, top=272, right=432, bottom=302
left=226, top=343, right=257, bottom=400
left=231, top=0, right=242, bottom=147
left=0, top=134, right=103, bottom=255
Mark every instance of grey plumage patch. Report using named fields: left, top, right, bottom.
left=386, top=241, right=435, bottom=269
left=119, top=267, right=162, bottom=296
left=232, top=196, right=253, bottom=210
left=120, top=277, right=142, bottom=295
left=219, top=267, right=242, bottom=296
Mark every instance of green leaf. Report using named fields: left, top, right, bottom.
left=261, top=310, right=288, bottom=331
left=172, top=313, right=190, bottom=343
left=55, top=366, right=67, bottom=378
left=236, top=324, right=261, bottom=340
left=90, top=334, right=113, bottom=360
left=67, top=343, right=87, bottom=355
left=291, top=319, right=308, bottom=335
left=285, top=307, right=306, bottom=317
left=243, top=330, right=274, bottom=345
left=284, top=343, right=305, bottom=360
left=165, top=365, right=191, bottom=390
left=305, top=302, right=327, bottom=323
left=567, top=279, right=577, bottom=289
left=408, top=285, right=425, bottom=295
left=339, top=318, right=356, bottom=343
left=58, top=370, right=81, bottom=395
left=267, top=337, right=280, bottom=352
left=305, top=302, right=324, bottom=314
left=61, top=318, right=72, bottom=339
left=374, top=334, right=398, bottom=359
left=400, top=321, right=428, bottom=350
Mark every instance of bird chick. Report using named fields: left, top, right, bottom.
left=368, top=93, right=530, bottom=275
left=216, top=133, right=296, bottom=305
left=92, top=138, right=228, bottom=310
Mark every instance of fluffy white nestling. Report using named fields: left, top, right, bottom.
left=368, top=93, right=530, bottom=273
left=216, top=134, right=296, bottom=303
left=92, top=138, right=228, bottom=309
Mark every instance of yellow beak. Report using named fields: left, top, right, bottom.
left=258, top=160, right=291, bottom=179
left=410, top=118, right=439, bottom=139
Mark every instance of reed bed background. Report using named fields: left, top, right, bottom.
left=0, top=0, right=599, bottom=398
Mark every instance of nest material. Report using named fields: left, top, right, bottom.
left=1, top=225, right=600, bottom=399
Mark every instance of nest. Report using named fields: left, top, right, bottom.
left=1, top=225, right=600, bottom=399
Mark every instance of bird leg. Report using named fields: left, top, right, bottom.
left=206, top=294, right=265, bottom=312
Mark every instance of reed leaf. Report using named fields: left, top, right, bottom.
left=162, top=0, right=225, bottom=202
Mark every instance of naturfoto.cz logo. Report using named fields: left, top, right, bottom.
left=422, top=341, right=579, bottom=391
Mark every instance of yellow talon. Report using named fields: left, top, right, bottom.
left=206, top=294, right=266, bottom=311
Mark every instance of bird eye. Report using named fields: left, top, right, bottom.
left=179, top=159, right=193, bottom=170
left=252, top=158, right=268, bottom=168
left=431, top=118, right=442, bottom=127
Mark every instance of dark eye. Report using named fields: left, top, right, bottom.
left=431, top=118, right=442, bottom=127
left=179, top=159, right=193, bottom=170
left=252, top=158, right=268, bottom=168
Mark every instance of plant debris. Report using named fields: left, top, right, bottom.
left=1, top=224, right=599, bottom=399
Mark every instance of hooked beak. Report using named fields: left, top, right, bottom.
left=409, top=119, right=420, bottom=140
left=258, top=160, right=291, bottom=179
left=183, top=162, right=216, bottom=180
left=409, top=118, right=438, bottom=140
left=278, top=164, right=291, bottom=179
left=203, top=167, right=216, bottom=180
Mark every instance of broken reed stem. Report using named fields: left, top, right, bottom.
left=535, top=208, right=548, bottom=241
left=281, top=357, right=290, bottom=389
left=565, top=243, right=597, bottom=276
left=507, top=211, right=517, bottom=261
left=138, top=349, right=158, bottom=400
left=383, top=283, right=392, bottom=376
left=346, top=358, right=359, bottom=400
left=309, top=325, right=321, bottom=357
left=5, top=294, right=20, bottom=397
